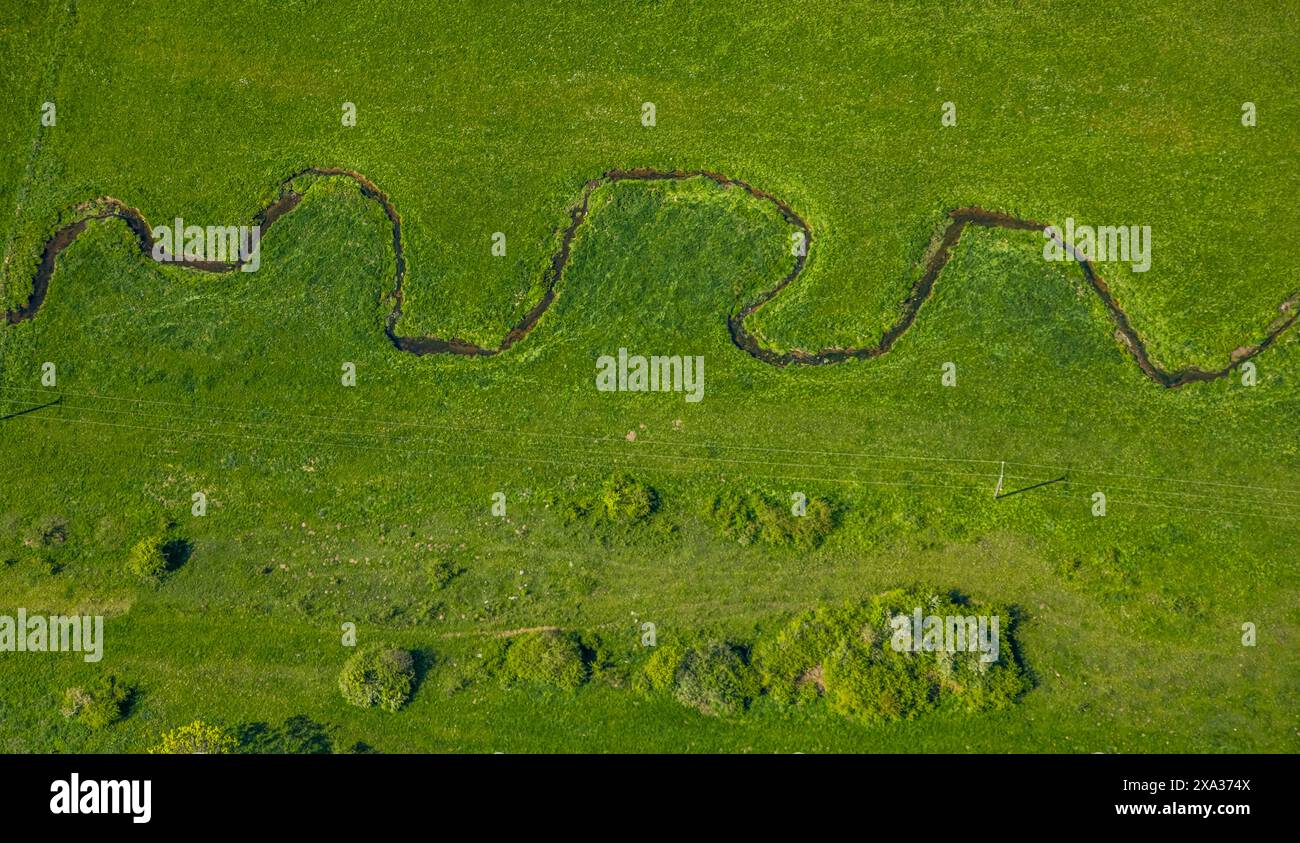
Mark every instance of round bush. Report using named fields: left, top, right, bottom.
left=671, top=641, right=758, bottom=716
left=338, top=646, right=416, bottom=712
left=600, top=473, right=657, bottom=522
left=61, top=675, right=132, bottom=729
left=127, top=534, right=169, bottom=581
left=503, top=631, right=587, bottom=690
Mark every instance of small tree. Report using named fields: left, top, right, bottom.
left=126, top=533, right=169, bottom=582
left=61, top=675, right=132, bottom=729
left=151, top=719, right=237, bottom=754
left=338, top=646, right=416, bottom=712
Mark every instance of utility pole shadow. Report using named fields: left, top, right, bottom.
left=996, top=474, right=1067, bottom=501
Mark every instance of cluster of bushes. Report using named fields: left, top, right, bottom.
left=141, top=591, right=1023, bottom=744
left=550, top=473, right=659, bottom=529
left=408, top=589, right=1023, bottom=725
left=335, top=631, right=600, bottom=714
left=707, top=489, right=834, bottom=549
left=642, top=639, right=758, bottom=716
left=338, top=646, right=417, bottom=712
left=3, top=515, right=195, bottom=582
left=753, top=589, right=1029, bottom=721
left=637, top=589, right=1029, bottom=723
left=148, top=716, right=360, bottom=754
left=151, top=719, right=239, bottom=754
left=62, top=677, right=334, bottom=753
left=60, top=675, right=133, bottom=729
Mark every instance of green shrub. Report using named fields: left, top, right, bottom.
left=581, top=632, right=619, bottom=683
left=426, top=559, right=462, bottom=589
left=436, top=637, right=508, bottom=696
left=503, top=631, right=587, bottom=690
left=752, top=589, right=1030, bottom=723
left=671, top=640, right=758, bottom=716
left=821, top=638, right=938, bottom=722
left=338, top=646, right=416, bottom=712
left=548, top=474, right=661, bottom=531
left=708, top=490, right=833, bottom=549
left=600, top=473, right=657, bottom=522
left=749, top=603, right=851, bottom=706
left=642, top=642, right=685, bottom=692
left=126, top=533, right=169, bottom=581
left=151, top=719, right=238, bottom=754
left=60, top=675, right=132, bottom=729
left=789, top=498, right=834, bottom=547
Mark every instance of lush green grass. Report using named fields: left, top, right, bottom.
left=0, top=0, right=1297, bottom=753
left=4, top=0, right=1298, bottom=368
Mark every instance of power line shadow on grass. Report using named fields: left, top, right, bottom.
left=0, top=395, right=61, bottom=421
left=996, top=475, right=1068, bottom=501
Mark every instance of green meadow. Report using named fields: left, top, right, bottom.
left=0, top=0, right=1296, bottom=753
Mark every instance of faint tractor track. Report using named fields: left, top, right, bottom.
left=437, top=625, right=564, bottom=639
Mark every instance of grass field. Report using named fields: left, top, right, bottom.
left=0, top=0, right=1297, bottom=753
